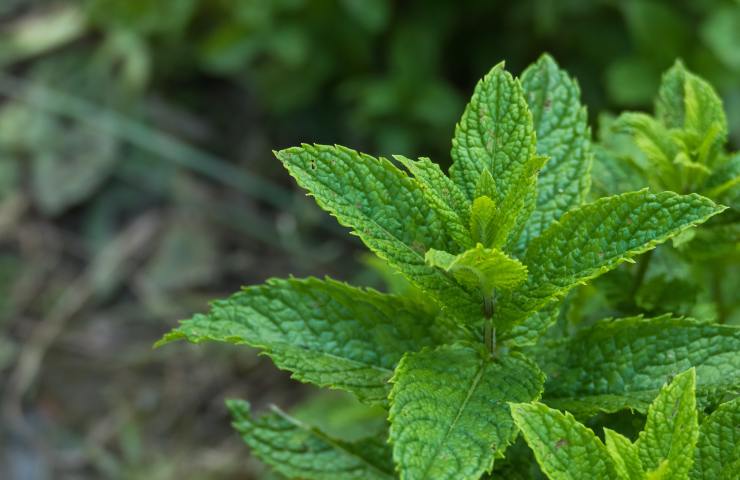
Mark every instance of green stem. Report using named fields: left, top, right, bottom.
left=483, top=292, right=496, bottom=356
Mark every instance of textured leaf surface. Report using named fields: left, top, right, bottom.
left=636, top=369, right=698, bottom=479
left=395, top=155, right=471, bottom=247
left=389, top=345, right=544, bottom=480
left=518, top=54, right=592, bottom=247
left=159, top=277, right=458, bottom=404
left=228, top=400, right=394, bottom=480
left=497, top=190, right=725, bottom=326
left=604, top=429, right=644, bottom=480
left=692, top=397, right=740, bottom=480
left=426, top=244, right=527, bottom=294
left=496, top=153, right=548, bottom=249
left=510, top=402, right=619, bottom=480
left=450, top=62, right=536, bottom=203
left=276, top=144, right=480, bottom=320
left=538, top=316, right=740, bottom=414
left=500, top=300, right=561, bottom=347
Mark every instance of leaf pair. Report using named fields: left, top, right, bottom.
left=512, top=368, right=740, bottom=479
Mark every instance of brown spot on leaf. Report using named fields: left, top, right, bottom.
left=555, top=438, right=569, bottom=449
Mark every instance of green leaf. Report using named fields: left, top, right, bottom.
left=159, top=277, right=459, bottom=405
left=704, top=152, right=740, bottom=203
left=636, top=369, right=698, bottom=479
left=604, top=429, right=644, bottom=480
left=395, top=155, right=471, bottom=247
left=676, top=222, right=740, bottom=261
left=475, top=169, right=498, bottom=199
left=495, top=153, right=548, bottom=250
left=389, top=345, right=544, bottom=480
left=691, top=397, right=740, bottom=480
left=538, top=316, right=740, bottom=415
left=276, top=144, right=480, bottom=320
left=611, top=113, right=681, bottom=191
left=228, top=399, right=394, bottom=480
left=510, top=402, right=620, bottom=480
left=470, top=158, right=546, bottom=249
left=500, top=300, right=561, bottom=347
left=469, top=195, right=498, bottom=247
left=426, top=244, right=527, bottom=299
left=518, top=54, right=592, bottom=247
left=656, top=61, right=727, bottom=160
left=497, top=190, right=725, bottom=327
left=591, top=114, right=649, bottom=197
left=450, top=62, right=538, bottom=244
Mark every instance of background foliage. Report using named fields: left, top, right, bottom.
left=0, top=0, right=738, bottom=478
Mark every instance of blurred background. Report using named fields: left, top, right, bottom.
left=0, top=0, right=738, bottom=478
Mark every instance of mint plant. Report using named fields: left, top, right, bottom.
left=512, top=368, right=740, bottom=479
left=158, top=55, right=739, bottom=479
left=586, top=61, right=740, bottom=323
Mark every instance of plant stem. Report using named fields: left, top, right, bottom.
left=483, top=292, right=496, bottom=356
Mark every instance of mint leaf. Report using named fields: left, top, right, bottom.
left=518, top=54, right=592, bottom=247
left=591, top=149, right=641, bottom=197
left=469, top=195, right=498, bottom=247
left=510, top=402, right=620, bottom=480
left=636, top=368, right=698, bottom=479
left=475, top=169, right=498, bottom=200
left=497, top=190, right=725, bottom=327
left=159, top=277, right=459, bottom=405
left=604, top=429, right=644, bottom=480
left=426, top=244, right=528, bottom=294
left=495, top=153, right=549, bottom=250
left=389, top=345, right=544, bottom=480
left=676, top=222, right=740, bottom=261
left=691, top=397, right=740, bottom=480
left=500, top=300, right=561, bottom=347
left=276, top=144, right=479, bottom=320
left=704, top=152, right=740, bottom=204
left=538, top=316, right=740, bottom=414
left=228, top=400, right=394, bottom=480
left=450, top=62, right=536, bottom=202
left=611, top=113, right=682, bottom=191
left=656, top=60, right=727, bottom=160
left=395, top=155, right=472, bottom=247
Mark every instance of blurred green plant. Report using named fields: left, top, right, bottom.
left=577, top=61, right=740, bottom=328
left=4, top=0, right=739, bottom=161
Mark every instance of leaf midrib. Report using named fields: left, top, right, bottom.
left=288, top=159, right=477, bottom=310
left=273, top=406, right=396, bottom=479
left=418, top=356, right=488, bottom=479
